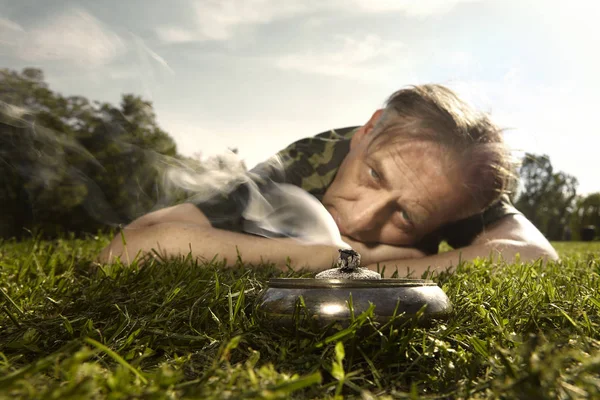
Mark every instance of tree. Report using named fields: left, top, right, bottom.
left=0, top=68, right=179, bottom=238
left=570, top=193, right=600, bottom=240
left=514, top=153, right=579, bottom=240
left=0, top=68, right=83, bottom=237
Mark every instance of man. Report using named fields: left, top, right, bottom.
left=99, top=85, right=558, bottom=275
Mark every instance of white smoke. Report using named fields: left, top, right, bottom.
left=242, top=181, right=349, bottom=248
left=1, top=98, right=348, bottom=247
left=162, top=150, right=349, bottom=249
left=161, top=150, right=248, bottom=204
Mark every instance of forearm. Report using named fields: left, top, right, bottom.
left=126, top=203, right=211, bottom=229
left=369, top=239, right=559, bottom=278
left=98, top=222, right=339, bottom=271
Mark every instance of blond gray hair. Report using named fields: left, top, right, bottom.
left=368, top=84, right=517, bottom=212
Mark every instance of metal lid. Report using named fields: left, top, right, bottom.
left=268, top=278, right=437, bottom=289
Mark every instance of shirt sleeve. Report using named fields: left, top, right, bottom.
left=195, top=127, right=355, bottom=232
left=440, top=194, right=522, bottom=249
left=192, top=139, right=315, bottom=233
left=194, top=183, right=251, bottom=232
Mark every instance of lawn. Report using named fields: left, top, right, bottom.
left=0, top=236, right=599, bottom=399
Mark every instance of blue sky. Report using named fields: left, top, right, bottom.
left=1, top=0, right=599, bottom=194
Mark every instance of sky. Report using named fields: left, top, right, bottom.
left=1, top=0, right=599, bottom=194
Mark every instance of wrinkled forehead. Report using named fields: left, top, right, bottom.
left=372, top=140, right=453, bottom=190
left=366, top=116, right=426, bottom=154
left=366, top=131, right=452, bottom=172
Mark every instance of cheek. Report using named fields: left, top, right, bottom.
left=337, top=156, right=365, bottom=184
left=380, top=224, right=415, bottom=246
left=327, top=174, right=366, bottom=203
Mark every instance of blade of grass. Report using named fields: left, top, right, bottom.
left=263, top=371, right=322, bottom=395
left=84, top=337, right=148, bottom=384
left=0, top=288, right=24, bottom=315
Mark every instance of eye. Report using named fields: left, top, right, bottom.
left=369, top=167, right=380, bottom=181
left=400, top=209, right=411, bottom=222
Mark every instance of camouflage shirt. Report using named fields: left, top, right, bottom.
left=196, top=127, right=520, bottom=254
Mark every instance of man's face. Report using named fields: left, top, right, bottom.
left=322, top=125, right=470, bottom=246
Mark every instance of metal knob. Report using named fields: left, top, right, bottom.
left=315, top=249, right=381, bottom=280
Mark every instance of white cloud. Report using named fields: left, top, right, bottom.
left=0, top=18, right=24, bottom=47
left=447, top=51, right=475, bottom=70
left=0, top=18, right=22, bottom=31
left=157, top=0, right=309, bottom=43
left=157, top=0, right=487, bottom=44
left=351, top=0, right=484, bottom=15
left=2, top=9, right=125, bottom=67
left=275, top=34, right=408, bottom=80
left=131, top=35, right=175, bottom=75
left=192, top=0, right=306, bottom=41
left=155, top=27, right=196, bottom=44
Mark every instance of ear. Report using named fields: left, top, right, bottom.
left=350, top=109, right=384, bottom=150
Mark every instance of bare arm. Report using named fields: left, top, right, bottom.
left=364, top=214, right=559, bottom=277
left=126, top=203, right=212, bottom=229
left=98, top=204, right=339, bottom=270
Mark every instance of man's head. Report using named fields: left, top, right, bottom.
left=322, top=84, right=515, bottom=246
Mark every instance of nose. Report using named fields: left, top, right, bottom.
left=342, top=195, right=392, bottom=239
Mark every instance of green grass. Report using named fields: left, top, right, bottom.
left=1, top=236, right=599, bottom=399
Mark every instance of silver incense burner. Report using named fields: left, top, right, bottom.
left=258, top=249, right=453, bottom=327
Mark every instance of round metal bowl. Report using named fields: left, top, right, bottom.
left=257, top=278, right=452, bottom=328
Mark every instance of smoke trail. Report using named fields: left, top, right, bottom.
left=1, top=97, right=348, bottom=247
left=161, top=151, right=349, bottom=248
left=242, top=181, right=348, bottom=248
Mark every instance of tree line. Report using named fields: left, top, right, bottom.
left=0, top=68, right=179, bottom=238
left=514, top=154, right=598, bottom=241
left=0, top=68, right=598, bottom=241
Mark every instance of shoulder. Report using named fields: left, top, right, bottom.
left=471, top=213, right=559, bottom=261
left=250, top=127, right=358, bottom=195
left=280, top=126, right=358, bottom=155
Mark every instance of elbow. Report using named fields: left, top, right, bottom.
left=472, top=214, right=559, bottom=265
left=485, top=239, right=559, bottom=264
left=97, top=246, right=115, bottom=265
left=97, top=235, right=128, bottom=264
left=97, top=228, right=145, bottom=265
left=518, top=244, right=559, bottom=264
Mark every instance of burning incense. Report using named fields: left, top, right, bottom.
left=315, top=249, right=381, bottom=280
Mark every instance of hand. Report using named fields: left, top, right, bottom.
left=341, top=236, right=426, bottom=266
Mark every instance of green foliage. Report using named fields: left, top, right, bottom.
left=515, top=153, right=579, bottom=240
left=0, top=68, right=179, bottom=238
left=1, top=237, right=600, bottom=398
left=571, top=193, right=600, bottom=240
left=513, top=154, right=599, bottom=241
